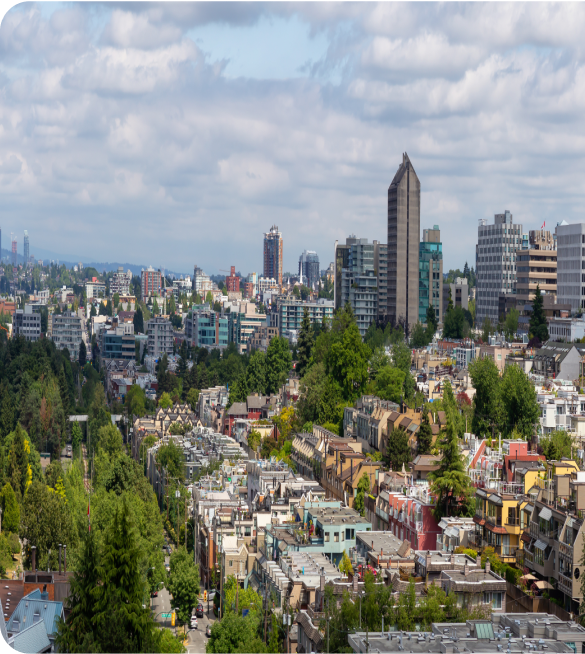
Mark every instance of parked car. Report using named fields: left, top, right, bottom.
left=150, top=591, right=158, bottom=598
left=206, top=625, right=212, bottom=637
left=196, top=604, right=204, bottom=618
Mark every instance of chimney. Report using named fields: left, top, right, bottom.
left=485, top=559, right=490, bottom=574
left=31, top=546, right=36, bottom=573
left=59, top=544, right=62, bottom=575
left=64, top=545, right=67, bottom=574
left=464, top=560, right=470, bottom=576
left=320, top=569, right=325, bottom=592
left=426, top=552, right=431, bottom=569
left=353, top=572, right=358, bottom=593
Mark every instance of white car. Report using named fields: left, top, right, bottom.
left=190, top=617, right=198, bottom=629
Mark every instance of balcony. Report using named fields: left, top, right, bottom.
left=558, top=572, right=573, bottom=597
left=559, top=541, right=574, bottom=557
left=486, top=514, right=503, bottom=528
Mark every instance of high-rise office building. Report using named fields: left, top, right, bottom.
left=263, top=225, right=283, bottom=286
left=298, top=250, right=320, bottom=288
left=23, top=230, right=29, bottom=266
left=335, top=236, right=378, bottom=337
left=475, top=211, right=522, bottom=326
left=556, top=222, right=585, bottom=313
left=374, top=241, right=388, bottom=320
left=419, top=225, right=443, bottom=324
left=11, top=237, right=17, bottom=268
left=387, top=153, right=421, bottom=330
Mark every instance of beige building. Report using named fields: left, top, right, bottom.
left=516, top=230, right=557, bottom=303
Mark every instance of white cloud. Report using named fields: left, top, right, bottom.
left=1, top=2, right=585, bottom=274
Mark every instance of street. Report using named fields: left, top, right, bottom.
left=151, top=578, right=216, bottom=653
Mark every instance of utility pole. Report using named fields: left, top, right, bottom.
left=264, top=592, right=268, bottom=643
left=326, top=597, right=330, bottom=654
left=285, top=596, right=290, bottom=654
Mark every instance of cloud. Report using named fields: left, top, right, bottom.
left=1, top=2, right=585, bottom=275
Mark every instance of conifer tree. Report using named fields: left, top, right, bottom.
left=0, top=483, right=20, bottom=533
left=529, top=284, right=549, bottom=342
left=296, top=308, right=314, bottom=378
left=417, top=405, right=433, bottom=455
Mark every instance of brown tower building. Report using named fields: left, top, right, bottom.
left=263, top=225, right=283, bottom=286
left=387, top=153, right=420, bottom=331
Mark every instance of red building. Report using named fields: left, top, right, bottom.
left=243, top=282, right=254, bottom=298
left=226, top=266, right=240, bottom=292
left=386, top=488, right=441, bottom=551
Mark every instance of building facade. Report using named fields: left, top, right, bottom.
left=101, top=322, right=135, bottom=361
left=146, top=317, right=173, bottom=358
left=225, top=266, right=240, bottom=292
left=23, top=230, right=29, bottom=266
left=298, top=250, right=320, bottom=288
left=110, top=267, right=132, bottom=296
left=419, top=225, right=443, bottom=324
left=335, top=236, right=378, bottom=337
left=264, top=225, right=283, bottom=286
left=191, top=311, right=229, bottom=350
left=278, top=299, right=334, bottom=337
left=556, top=222, right=585, bottom=313
left=374, top=241, right=388, bottom=320
left=515, top=229, right=557, bottom=304
left=442, top=277, right=469, bottom=319
left=387, top=153, right=420, bottom=330
left=475, top=211, right=522, bottom=326
left=12, top=305, right=41, bottom=342
left=49, top=312, right=83, bottom=360
left=192, top=266, right=215, bottom=295
left=141, top=266, right=162, bottom=299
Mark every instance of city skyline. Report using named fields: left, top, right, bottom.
left=2, top=3, right=585, bottom=274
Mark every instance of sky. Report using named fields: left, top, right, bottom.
left=1, top=2, right=585, bottom=276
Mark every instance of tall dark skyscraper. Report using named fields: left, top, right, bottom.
left=263, top=225, right=283, bottom=286
left=387, top=153, right=420, bottom=331
left=24, top=230, right=29, bottom=266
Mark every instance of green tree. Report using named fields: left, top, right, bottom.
left=8, top=424, right=29, bottom=498
left=353, top=472, right=370, bottom=517
left=500, top=364, right=539, bottom=438
left=159, top=392, right=173, bottom=409
left=426, top=303, right=438, bottom=336
left=126, top=384, right=146, bottom=419
left=429, top=403, right=472, bottom=519
left=529, top=284, right=549, bottom=342
left=391, top=341, right=415, bottom=400
left=133, top=307, right=144, bottom=334
left=469, top=356, right=504, bottom=438
left=443, top=306, right=467, bottom=339
left=417, top=404, right=433, bottom=455
left=224, top=574, right=262, bottom=615
left=0, top=483, right=20, bottom=533
left=246, top=351, right=266, bottom=395
left=168, top=547, right=200, bottom=625
left=410, top=321, right=429, bottom=348
left=186, top=387, right=200, bottom=411
left=113, top=292, right=120, bottom=309
left=55, top=529, right=101, bottom=653
left=540, top=430, right=574, bottom=461
left=296, top=308, right=314, bottom=377
left=71, top=422, right=82, bottom=457
left=265, top=336, right=292, bottom=395
left=339, top=550, right=353, bottom=577
left=205, top=291, right=214, bottom=306
left=384, top=426, right=412, bottom=472
left=375, top=365, right=406, bottom=403
left=504, top=307, right=520, bottom=341
left=206, top=610, right=267, bottom=654
left=296, top=362, right=327, bottom=425
left=325, top=320, right=371, bottom=401
left=78, top=340, right=87, bottom=367
left=95, top=423, right=124, bottom=458
left=482, top=316, right=493, bottom=343
left=156, top=441, right=185, bottom=481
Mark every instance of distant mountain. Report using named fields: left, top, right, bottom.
left=0, top=248, right=189, bottom=278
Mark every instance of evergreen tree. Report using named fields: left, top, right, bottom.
left=55, top=530, right=101, bottom=653
left=133, top=306, right=144, bottom=334
left=383, top=426, right=412, bottom=472
left=296, top=308, right=314, bottom=377
left=417, top=404, right=433, bottom=455
left=428, top=403, right=472, bottom=519
left=78, top=340, right=87, bottom=368
left=245, top=351, right=266, bottom=395
left=529, top=284, right=549, bottom=342
left=446, top=286, right=454, bottom=312
left=411, top=321, right=429, bottom=348
left=9, top=424, right=28, bottom=498
left=425, top=304, right=438, bottom=336
left=58, top=366, right=71, bottom=416
left=463, top=261, right=470, bottom=279
left=265, top=336, right=292, bottom=395
left=0, top=483, right=20, bottom=533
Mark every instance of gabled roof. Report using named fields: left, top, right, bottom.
left=227, top=403, right=248, bottom=416
left=9, top=618, right=51, bottom=653
left=8, top=589, right=63, bottom=638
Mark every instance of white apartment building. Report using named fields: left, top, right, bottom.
left=556, top=221, right=585, bottom=313
left=192, top=266, right=215, bottom=295
left=49, top=312, right=83, bottom=360
left=85, top=280, right=106, bottom=299
left=258, top=277, right=278, bottom=293
left=13, top=305, right=41, bottom=342
left=475, top=211, right=522, bottom=326
left=537, top=385, right=585, bottom=435
left=146, top=317, right=173, bottom=358
left=549, top=316, right=585, bottom=342
left=172, top=276, right=192, bottom=299
left=110, top=267, right=132, bottom=296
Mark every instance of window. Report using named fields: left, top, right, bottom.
left=334, top=532, right=339, bottom=542
left=325, top=532, right=330, bottom=542
left=229, top=560, right=233, bottom=567
left=341, top=531, right=345, bottom=542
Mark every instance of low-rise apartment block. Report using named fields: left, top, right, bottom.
left=12, top=304, right=41, bottom=341
left=146, top=317, right=173, bottom=358
left=49, top=312, right=83, bottom=360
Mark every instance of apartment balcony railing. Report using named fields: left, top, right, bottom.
left=559, top=541, right=574, bottom=557
left=436, top=536, right=444, bottom=550
left=486, top=515, right=503, bottom=528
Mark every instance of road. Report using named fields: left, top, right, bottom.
left=151, top=565, right=216, bottom=653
